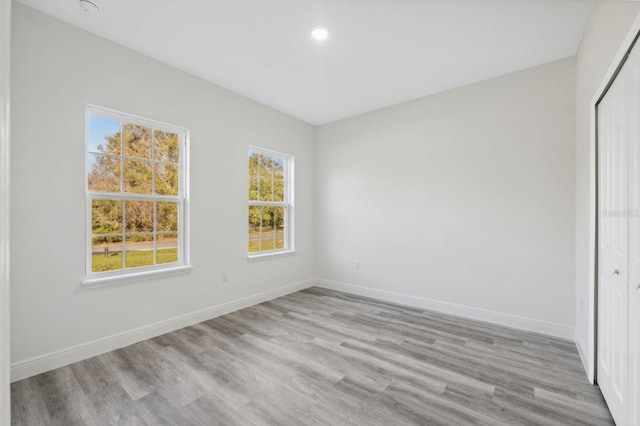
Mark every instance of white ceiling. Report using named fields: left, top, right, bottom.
left=18, top=0, right=594, bottom=125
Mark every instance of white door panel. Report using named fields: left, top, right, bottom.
left=630, top=289, right=640, bottom=426
left=630, top=287, right=640, bottom=426
left=627, top=39, right=640, bottom=426
left=598, top=55, right=629, bottom=426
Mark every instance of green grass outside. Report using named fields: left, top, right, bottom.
left=92, top=248, right=178, bottom=272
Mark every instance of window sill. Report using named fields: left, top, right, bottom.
left=82, top=264, right=194, bottom=289
left=247, top=250, right=296, bottom=263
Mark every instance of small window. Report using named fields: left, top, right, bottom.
left=248, top=147, right=294, bottom=257
left=85, top=106, right=189, bottom=282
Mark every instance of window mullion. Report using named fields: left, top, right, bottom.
left=120, top=122, right=124, bottom=193
left=122, top=198, right=127, bottom=270
left=259, top=206, right=263, bottom=252
left=257, top=154, right=261, bottom=202
left=248, top=201, right=287, bottom=207
left=88, top=192, right=180, bottom=202
left=151, top=129, right=156, bottom=196
left=151, top=129, right=157, bottom=266
left=153, top=201, right=157, bottom=265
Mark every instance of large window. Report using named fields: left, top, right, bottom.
left=248, top=147, right=293, bottom=257
left=85, top=106, right=189, bottom=283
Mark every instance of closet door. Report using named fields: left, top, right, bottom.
left=598, top=59, right=629, bottom=426
left=627, top=39, right=640, bottom=426
left=630, top=246, right=640, bottom=425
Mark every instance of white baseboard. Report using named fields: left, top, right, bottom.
left=313, top=279, right=575, bottom=340
left=575, top=333, right=595, bottom=383
left=11, top=279, right=315, bottom=382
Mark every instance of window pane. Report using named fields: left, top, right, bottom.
left=88, top=154, right=121, bottom=192
left=248, top=152, right=260, bottom=178
left=92, top=199, right=123, bottom=234
left=259, top=154, right=274, bottom=178
left=88, top=114, right=121, bottom=155
left=258, top=178, right=273, bottom=202
left=261, top=206, right=276, bottom=251
left=261, top=231, right=275, bottom=251
left=92, top=236, right=123, bottom=273
left=125, top=201, right=154, bottom=233
left=124, top=159, right=153, bottom=194
left=157, top=202, right=178, bottom=232
left=155, top=163, right=179, bottom=196
left=125, top=234, right=154, bottom=269
left=248, top=206, right=261, bottom=252
left=274, top=179, right=285, bottom=202
left=154, top=130, right=179, bottom=163
left=124, top=124, right=152, bottom=159
left=276, top=227, right=286, bottom=249
left=157, top=233, right=178, bottom=265
left=248, top=177, right=259, bottom=201
left=275, top=206, right=285, bottom=249
left=273, top=158, right=285, bottom=180
left=262, top=206, right=275, bottom=230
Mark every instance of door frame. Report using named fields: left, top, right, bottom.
left=0, top=0, right=9, bottom=422
left=589, top=13, right=640, bottom=384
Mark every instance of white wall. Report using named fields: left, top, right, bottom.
left=315, top=58, right=577, bottom=337
left=0, top=0, right=10, bottom=420
left=10, top=3, right=314, bottom=375
left=574, top=0, right=640, bottom=377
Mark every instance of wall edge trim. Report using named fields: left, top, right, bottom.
left=575, top=333, right=592, bottom=383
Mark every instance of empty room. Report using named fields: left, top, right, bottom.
left=2, top=0, right=640, bottom=424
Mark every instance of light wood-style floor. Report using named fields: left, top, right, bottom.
left=12, top=287, right=613, bottom=425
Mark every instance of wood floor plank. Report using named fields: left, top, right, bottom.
left=11, top=287, right=614, bottom=425
left=10, top=379, right=53, bottom=425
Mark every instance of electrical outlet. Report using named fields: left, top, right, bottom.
left=222, top=272, right=229, bottom=283
left=355, top=260, right=360, bottom=270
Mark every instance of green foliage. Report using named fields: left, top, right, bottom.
left=124, top=124, right=152, bottom=159
left=126, top=201, right=153, bottom=233
left=157, top=203, right=178, bottom=232
left=92, top=200, right=122, bottom=237
left=248, top=206, right=285, bottom=232
left=91, top=200, right=177, bottom=244
left=89, top=119, right=180, bottom=246
left=124, top=159, right=152, bottom=193
left=155, top=130, right=180, bottom=163
left=155, top=163, right=179, bottom=196
left=88, top=122, right=179, bottom=195
left=248, top=152, right=285, bottom=203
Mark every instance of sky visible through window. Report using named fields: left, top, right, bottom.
left=88, top=114, right=120, bottom=153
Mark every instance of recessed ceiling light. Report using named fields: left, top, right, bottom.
left=311, top=27, right=329, bottom=41
left=79, top=0, right=100, bottom=14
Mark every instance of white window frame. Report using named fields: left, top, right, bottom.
left=247, top=146, right=295, bottom=261
left=83, top=105, right=191, bottom=287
